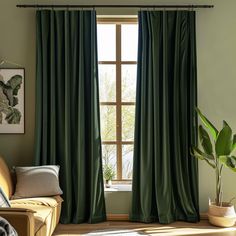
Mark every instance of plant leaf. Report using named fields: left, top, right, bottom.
left=223, top=120, right=230, bottom=127
left=199, top=125, right=213, bottom=156
left=219, top=156, right=236, bottom=172
left=229, top=156, right=236, bottom=167
left=191, top=147, right=216, bottom=168
left=223, top=121, right=236, bottom=153
left=219, top=155, right=227, bottom=165
left=103, top=164, right=116, bottom=180
left=196, top=108, right=219, bottom=141
left=231, top=134, right=236, bottom=152
left=191, top=146, right=214, bottom=160
left=215, top=123, right=232, bottom=156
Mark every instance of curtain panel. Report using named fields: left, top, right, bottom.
left=35, top=10, right=106, bottom=224
left=131, top=11, right=199, bottom=224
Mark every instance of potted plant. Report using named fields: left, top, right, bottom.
left=103, top=164, right=115, bottom=188
left=191, top=108, right=236, bottom=227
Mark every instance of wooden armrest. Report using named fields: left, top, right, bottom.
left=0, top=208, right=35, bottom=236
left=0, top=208, right=36, bottom=213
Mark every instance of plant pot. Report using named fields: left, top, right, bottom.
left=105, top=180, right=112, bottom=188
left=208, top=201, right=236, bottom=227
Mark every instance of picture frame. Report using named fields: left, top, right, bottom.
left=0, top=68, right=25, bottom=134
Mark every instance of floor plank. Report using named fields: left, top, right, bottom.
left=53, top=220, right=236, bottom=235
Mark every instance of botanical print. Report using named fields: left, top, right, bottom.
left=0, top=69, right=24, bottom=133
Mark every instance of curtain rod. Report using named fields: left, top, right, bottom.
left=16, top=4, right=214, bottom=9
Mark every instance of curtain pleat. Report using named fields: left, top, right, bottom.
left=35, top=10, right=106, bottom=224
left=131, top=11, right=199, bottom=224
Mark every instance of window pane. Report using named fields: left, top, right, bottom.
left=121, top=24, right=138, bottom=61
left=122, top=65, right=137, bottom=102
left=100, top=105, right=116, bottom=141
left=102, top=145, right=117, bottom=179
left=99, top=65, right=116, bottom=102
left=122, top=106, right=135, bottom=141
left=97, top=24, right=116, bottom=61
left=122, top=145, right=133, bottom=179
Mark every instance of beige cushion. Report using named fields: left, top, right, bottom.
left=10, top=196, right=63, bottom=208
left=0, top=157, right=14, bottom=199
left=12, top=166, right=63, bottom=199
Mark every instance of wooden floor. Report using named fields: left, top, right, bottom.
left=53, top=220, right=236, bottom=235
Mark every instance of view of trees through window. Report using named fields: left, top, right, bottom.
left=97, top=19, right=138, bottom=181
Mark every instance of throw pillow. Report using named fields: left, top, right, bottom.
left=0, top=216, right=18, bottom=236
left=0, top=187, right=11, bottom=207
left=12, top=165, right=63, bottom=199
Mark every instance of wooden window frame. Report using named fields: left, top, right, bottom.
left=97, top=17, right=138, bottom=182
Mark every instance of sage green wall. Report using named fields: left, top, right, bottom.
left=1, top=0, right=236, bottom=214
left=0, top=0, right=36, bottom=167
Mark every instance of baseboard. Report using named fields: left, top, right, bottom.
left=107, top=213, right=208, bottom=221
left=200, top=212, right=208, bottom=220
left=106, top=214, right=129, bottom=221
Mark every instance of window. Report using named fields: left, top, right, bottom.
left=97, top=18, right=138, bottom=182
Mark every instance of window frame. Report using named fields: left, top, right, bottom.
left=97, top=17, right=138, bottom=182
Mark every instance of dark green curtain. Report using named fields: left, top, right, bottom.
left=35, top=10, right=106, bottom=224
left=131, top=11, right=199, bottom=224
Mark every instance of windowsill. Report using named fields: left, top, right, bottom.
left=104, top=184, right=132, bottom=192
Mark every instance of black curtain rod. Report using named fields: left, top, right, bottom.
left=16, top=4, right=214, bottom=9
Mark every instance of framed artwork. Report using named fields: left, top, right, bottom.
left=0, top=68, right=25, bottom=133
